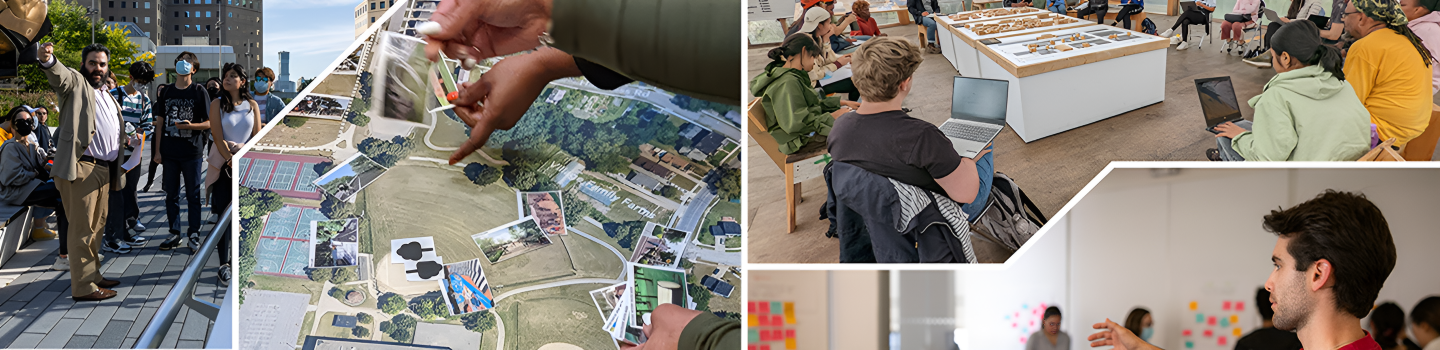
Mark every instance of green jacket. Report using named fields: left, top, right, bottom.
left=1230, top=65, right=1372, bottom=161
left=750, top=61, right=841, bottom=154
left=551, top=0, right=739, bottom=105
left=679, top=312, right=740, bottom=350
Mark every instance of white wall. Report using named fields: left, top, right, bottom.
left=750, top=270, right=889, bottom=350
left=959, top=215, right=1071, bottom=350
left=751, top=271, right=833, bottom=349
left=1066, top=168, right=1440, bottom=350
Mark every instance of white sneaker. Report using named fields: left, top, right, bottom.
left=1177, top=41, right=1190, bottom=50
left=52, top=256, right=69, bottom=271
left=133, top=222, right=147, bottom=232
left=1170, top=36, right=1182, bottom=45
left=1160, top=29, right=1173, bottom=38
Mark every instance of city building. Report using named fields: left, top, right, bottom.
left=101, top=0, right=264, bottom=73
left=353, top=0, right=393, bottom=37
left=385, top=0, right=439, bottom=37
left=104, top=21, right=157, bottom=53
left=273, top=51, right=298, bottom=99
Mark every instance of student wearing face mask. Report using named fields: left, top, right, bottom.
left=1028, top=306, right=1071, bottom=350
left=154, top=51, right=211, bottom=252
left=1234, top=288, right=1303, bottom=350
left=1123, top=308, right=1154, bottom=343
left=0, top=107, right=68, bottom=262
left=252, top=67, right=285, bottom=124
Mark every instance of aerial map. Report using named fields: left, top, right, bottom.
left=237, top=16, right=743, bottom=350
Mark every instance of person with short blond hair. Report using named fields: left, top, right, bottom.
left=829, top=37, right=995, bottom=219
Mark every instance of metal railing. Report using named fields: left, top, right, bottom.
left=134, top=205, right=233, bottom=349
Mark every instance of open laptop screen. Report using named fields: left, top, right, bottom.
left=951, top=76, right=1009, bottom=123
left=1195, top=77, right=1242, bottom=127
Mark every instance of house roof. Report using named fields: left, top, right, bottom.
left=700, top=275, right=734, bottom=298
left=626, top=171, right=664, bottom=190
left=632, top=157, right=673, bottom=178
left=659, top=153, right=690, bottom=168
left=710, top=221, right=742, bottom=236
left=695, top=133, right=727, bottom=155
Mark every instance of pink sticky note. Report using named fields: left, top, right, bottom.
left=759, top=302, right=771, bottom=315
left=1218, top=336, right=1229, bottom=346
left=749, top=346, right=758, bottom=350
left=759, top=316, right=771, bottom=327
left=1208, top=316, right=1217, bottom=326
left=772, top=315, right=783, bottom=326
left=1020, top=336, right=1028, bottom=344
left=760, top=345, right=771, bottom=350
left=1015, top=312, right=1021, bottom=318
left=1040, top=303, right=1048, bottom=309
left=787, top=329, right=796, bottom=339
left=1030, top=320, right=1035, bottom=327
left=1223, top=301, right=1232, bottom=310
left=749, top=302, right=758, bottom=313
left=1204, top=329, right=1214, bottom=337
left=1183, top=329, right=1192, bottom=336
left=1012, top=323, right=1018, bottom=328
left=1236, top=302, right=1246, bottom=311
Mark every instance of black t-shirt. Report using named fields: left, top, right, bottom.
left=828, top=110, right=964, bottom=196
left=155, top=83, right=211, bottom=160
left=1234, top=327, right=1303, bottom=350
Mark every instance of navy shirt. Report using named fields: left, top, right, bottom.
left=155, top=83, right=211, bottom=161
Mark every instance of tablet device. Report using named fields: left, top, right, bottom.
left=1308, top=14, right=1330, bottom=29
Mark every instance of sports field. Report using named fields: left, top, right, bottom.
left=240, top=152, right=329, bottom=200
left=254, top=205, right=329, bottom=278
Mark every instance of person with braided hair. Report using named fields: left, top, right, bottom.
left=1343, top=0, right=1435, bottom=149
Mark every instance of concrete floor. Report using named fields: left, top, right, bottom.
left=746, top=15, right=1297, bottom=263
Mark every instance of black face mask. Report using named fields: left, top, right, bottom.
left=13, top=117, right=34, bottom=137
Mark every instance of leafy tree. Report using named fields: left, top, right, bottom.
left=307, top=267, right=332, bottom=282
left=357, top=136, right=415, bottom=167
left=704, top=167, right=741, bottom=201
left=462, top=311, right=497, bottom=332
left=669, top=94, right=738, bottom=116
left=654, top=121, right=680, bottom=147
left=314, top=161, right=335, bottom=175
left=329, top=287, right=345, bottom=299
left=346, top=111, right=370, bottom=127
left=613, top=221, right=646, bottom=249
left=388, top=314, right=417, bottom=342
left=320, top=195, right=352, bottom=219
left=20, top=0, right=141, bottom=91
left=358, top=312, right=373, bottom=324
left=464, top=163, right=502, bottom=186
left=331, top=267, right=356, bottom=284
left=298, top=77, right=313, bottom=92
left=379, top=293, right=406, bottom=315
left=379, top=320, right=393, bottom=333
left=352, top=326, right=370, bottom=338
left=561, top=190, right=594, bottom=223
left=689, top=282, right=712, bottom=312
left=391, top=328, right=413, bottom=343
left=660, top=185, right=680, bottom=199
left=409, top=295, right=449, bottom=320
left=283, top=116, right=308, bottom=128
left=239, top=187, right=284, bottom=220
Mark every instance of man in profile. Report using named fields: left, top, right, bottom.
left=1235, top=288, right=1303, bottom=350
left=1088, top=190, right=1396, bottom=350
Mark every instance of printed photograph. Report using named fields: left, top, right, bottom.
left=314, top=152, right=390, bottom=202
left=628, top=263, right=689, bottom=328
left=589, top=282, right=628, bottom=325
left=470, top=217, right=554, bottom=264
left=438, top=259, right=496, bottom=316
left=370, top=31, right=434, bottom=123
left=519, top=190, right=567, bottom=235
left=287, top=93, right=353, bottom=119
left=309, top=218, right=360, bottom=268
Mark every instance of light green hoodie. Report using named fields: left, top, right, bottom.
left=749, top=61, right=841, bottom=154
left=1230, top=65, right=1372, bottom=161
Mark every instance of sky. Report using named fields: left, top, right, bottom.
left=264, top=0, right=366, bottom=85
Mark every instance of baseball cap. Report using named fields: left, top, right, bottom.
left=800, top=7, right=832, bottom=34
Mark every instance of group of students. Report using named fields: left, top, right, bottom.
left=1193, top=0, right=1436, bottom=161
left=0, top=44, right=276, bottom=300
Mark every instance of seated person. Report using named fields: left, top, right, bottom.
left=0, top=107, right=68, bottom=250
left=1209, top=20, right=1372, bottom=161
left=1344, top=0, right=1434, bottom=149
left=850, top=0, right=888, bottom=41
left=1111, top=0, right=1145, bottom=30
left=1411, top=297, right=1440, bottom=350
left=1160, top=0, right=1216, bottom=50
left=819, top=0, right=861, bottom=53
left=1045, top=0, right=1067, bottom=14
left=908, top=0, right=943, bottom=53
left=1221, top=0, right=1263, bottom=53
left=1076, top=0, right=1111, bottom=24
left=799, top=7, right=863, bottom=101
left=750, top=33, right=859, bottom=154
left=1007, top=0, right=1035, bottom=8
left=829, top=36, right=995, bottom=220
left=1244, top=0, right=1325, bottom=66
left=1400, top=0, right=1440, bottom=100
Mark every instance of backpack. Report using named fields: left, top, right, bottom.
left=967, top=172, right=1047, bottom=261
left=1140, top=18, right=1158, bottom=35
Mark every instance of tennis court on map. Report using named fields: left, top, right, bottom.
left=239, top=152, right=328, bottom=200
left=254, top=205, right=331, bottom=278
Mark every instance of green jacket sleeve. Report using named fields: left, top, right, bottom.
left=770, top=79, right=835, bottom=136
left=1230, top=93, right=1299, bottom=161
left=678, top=312, right=740, bottom=350
left=550, top=0, right=740, bottom=106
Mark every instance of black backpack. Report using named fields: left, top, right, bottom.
left=967, top=172, right=1047, bottom=262
left=1140, top=18, right=1158, bottom=35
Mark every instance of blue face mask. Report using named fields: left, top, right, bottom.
left=1141, top=327, right=1154, bottom=341
left=253, top=78, right=269, bottom=92
left=176, top=60, right=193, bottom=75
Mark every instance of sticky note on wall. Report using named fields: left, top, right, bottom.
left=1229, top=315, right=1239, bottom=324
left=1185, top=341, right=1194, bottom=349
left=749, top=329, right=760, bottom=342
left=772, top=301, right=784, bottom=313
left=1208, top=316, right=1217, bottom=326
left=759, top=302, right=771, bottom=315
left=1182, top=329, right=1192, bottom=336
left=1235, top=302, right=1245, bottom=311
left=1218, top=336, right=1229, bottom=346
left=1204, top=329, right=1214, bottom=337
left=1196, top=313, right=1205, bottom=323
left=1222, top=301, right=1232, bottom=310
left=1189, top=301, right=1199, bottom=311
left=749, top=314, right=760, bottom=327
left=786, top=338, right=797, bottom=350
left=1233, top=328, right=1243, bottom=337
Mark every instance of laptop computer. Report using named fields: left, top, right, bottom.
left=1308, top=14, right=1330, bottom=29
left=1194, top=76, right=1244, bottom=134
left=1263, top=8, right=1282, bottom=22
left=1180, top=1, right=1197, bottom=13
left=941, top=76, right=1009, bottom=158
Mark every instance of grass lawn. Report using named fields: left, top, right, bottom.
left=297, top=311, right=316, bottom=344
left=480, top=235, right=575, bottom=288
left=500, top=283, right=618, bottom=350
left=724, top=236, right=742, bottom=249
left=669, top=174, right=698, bottom=192
left=365, top=161, right=525, bottom=265
left=721, top=142, right=737, bottom=153
left=696, top=199, right=740, bottom=239
left=311, top=74, right=359, bottom=97
left=571, top=220, right=633, bottom=258
left=559, top=233, right=625, bottom=280
left=317, top=311, right=359, bottom=339
left=262, top=118, right=345, bottom=148
left=250, top=274, right=324, bottom=304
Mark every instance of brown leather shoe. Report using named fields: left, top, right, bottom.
left=73, top=288, right=117, bottom=301
left=96, top=279, right=120, bottom=288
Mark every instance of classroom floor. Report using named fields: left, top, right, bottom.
left=745, top=14, right=1438, bottom=263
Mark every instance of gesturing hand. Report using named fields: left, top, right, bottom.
left=1089, top=319, right=1160, bottom=350
left=37, top=42, right=52, bottom=63
left=618, top=304, right=704, bottom=350
left=445, top=47, right=581, bottom=165
left=422, top=0, right=554, bottom=64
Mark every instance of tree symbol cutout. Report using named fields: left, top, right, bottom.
left=407, top=261, right=443, bottom=279
left=397, top=241, right=433, bottom=261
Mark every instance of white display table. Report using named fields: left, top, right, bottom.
left=935, top=7, right=1055, bottom=76
left=972, top=25, right=1169, bottom=141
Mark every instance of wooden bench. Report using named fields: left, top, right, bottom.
left=1399, top=104, right=1440, bottom=161
left=746, top=99, right=833, bottom=233
left=0, top=204, right=34, bottom=268
left=1358, top=138, right=1404, bottom=161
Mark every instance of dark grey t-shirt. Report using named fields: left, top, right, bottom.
left=828, top=110, right=964, bottom=196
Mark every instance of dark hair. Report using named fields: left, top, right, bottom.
left=1256, top=288, right=1276, bottom=320
left=175, top=51, right=199, bottom=69
left=1270, top=20, right=1347, bottom=80
left=1261, top=190, right=1396, bottom=319
left=217, top=63, right=251, bottom=113
left=1123, top=308, right=1150, bottom=336
left=254, top=67, right=276, bottom=80
left=1044, top=306, right=1062, bottom=320
left=81, top=43, right=110, bottom=63
left=1371, top=302, right=1406, bottom=349
left=129, top=61, right=155, bottom=85
left=769, top=33, right=822, bottom=62
left=3, top=106, right=27, bottom=123
left=1286, top=0, right=1305, bottom=19
left=1413, top=297, right=1440, bottom=337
